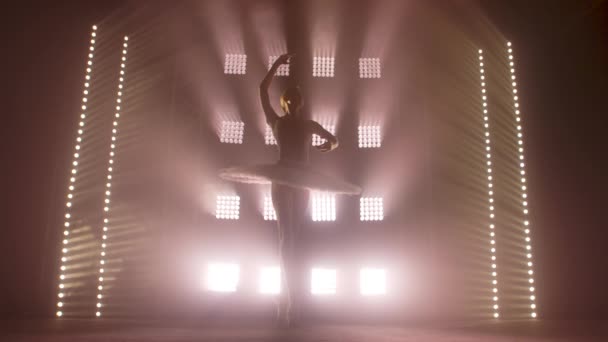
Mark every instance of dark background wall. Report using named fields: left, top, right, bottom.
left=2, top=0, right=607, bottom=320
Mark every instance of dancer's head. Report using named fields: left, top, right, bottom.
left=280, top=86, right=303, bottom=116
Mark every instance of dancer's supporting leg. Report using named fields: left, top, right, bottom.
left=272, top=183, right=293, bottom=324
left=288, top=188, right=309, bottom=322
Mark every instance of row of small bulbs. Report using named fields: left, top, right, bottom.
left=478, top=48, right=500, bottom=319
left=507, top=41, right=537, bottom=319
left=477, top=42, right=537, bottom=319
left=94, top=35, right=130, bottom=318
left=56, top=24, right=99, bottom=318
left=56, top=26, right=130, bottom=318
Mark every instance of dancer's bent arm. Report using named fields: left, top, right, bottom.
left=309, top=120, right=339, bottom=152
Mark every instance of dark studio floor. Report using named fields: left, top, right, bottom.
left=1, top=319, right=607, bottom=341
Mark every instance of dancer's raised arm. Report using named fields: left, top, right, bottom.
left=260, top=54, right=292, bottom=126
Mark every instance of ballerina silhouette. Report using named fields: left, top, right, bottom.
left=220, top=53, right=361, bottom=327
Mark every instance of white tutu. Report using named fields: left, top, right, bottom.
left=219, top=162, right=361, bottom=195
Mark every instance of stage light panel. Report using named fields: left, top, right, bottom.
left=216, top=195, right=240, bottom=220
left=206, top=263, right=240, bottom=292
left=311, top=192, right=336, bottom=222
left=360, top=197, right=384, bottom=221
left=312, top=56, right=335, bottom=78
left=478, top=48, right=500, bottom=319
left=224, top=54, right=247, bottom=75
left=57, top=24, right=98, bottom=318
left=263, top=195, right=277, bottom=221
left=259, top=266, right=281, bottom=294
left=358, top=125, right=382, bottom=148
left=95, top=35, right=129, bottom=318
left=359, top=58, right=381, bottom=78
left=507, top=42, right=536, bottom=318
left=265, top=125, right=277, bottom=145
left=220, top=120, right=245, bottom=144
left=268, top=56, right=289, bottom=76
left=311, top=268, right=336, bottom=295
left=312, top=123, right=336, bottom=146
left=360, top=268, right=387, bottom=296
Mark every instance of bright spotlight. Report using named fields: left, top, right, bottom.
left=312, top=56, right=335, bottom=78
left=263, top=195, right=277, bottom=221
left=264, top=125, right=277, bottom=145
left=359, top=58, right=381, bottom=78
left=220, top=120, right=245, bottom=144
left=358, top=125, right=382, bottom=148
left=360, top=197, right=384, bottom=221
left=216, top=195, right=240, bottom=220
left=311, top=192, right=336, bottom=222
left=259, top=266, right=281, bottom=295
left=360, top=268, right=387, bottom=296
left=268, top=56, right=289, bottom=76
left=224, top=54, right=247, bottom=75
left=311, top=268, right=337, bottom=295
left=206, top=263, right=240, bottom=292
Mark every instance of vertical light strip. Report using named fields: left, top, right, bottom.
left=56, top=25, right=98, bottom=318
left=95, top=36, right=129, bottom=318
left=478, top=49, right=500, bottom=319
left=506, top=42, right=536, bottom=318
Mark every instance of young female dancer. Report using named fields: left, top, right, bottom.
left=220, top=53, right=360, bottom=326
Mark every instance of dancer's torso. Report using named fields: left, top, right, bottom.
left=273, top=116, right=311, bottom=165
